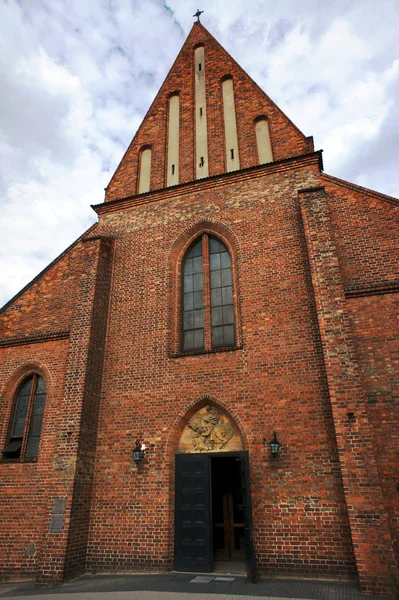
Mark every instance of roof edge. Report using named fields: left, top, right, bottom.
left=0, top=222, right=98, bottom=316
left=321, top=173, right=399, bottom=207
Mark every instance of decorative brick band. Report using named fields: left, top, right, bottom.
left=345, top=281, right=399, bottom=298
left=93, top=151, right=323, bottom=215
left=0, top=331, right=70, bottom=348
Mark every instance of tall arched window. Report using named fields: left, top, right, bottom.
left=182, top=234, right=235, bottom=352
left=2, top=374, right=46, bottom=460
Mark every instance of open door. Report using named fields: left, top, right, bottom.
left=174, top=450, right=256, bottom=579
left=239, top=451, right=258, bottom=582
left=174, top=454, right=212, bottom=572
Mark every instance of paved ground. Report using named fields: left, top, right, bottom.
left=0, top=573, right=392, bottom=600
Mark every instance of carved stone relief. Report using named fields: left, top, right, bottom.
left=177, top=404, right=242, bottom=453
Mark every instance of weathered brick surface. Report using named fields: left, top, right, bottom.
left=299, top=186, right=396, bottom=593
left=0, top=22, right=398, bottom=595
left=0, top=237, right=113, bottom=584
left=86, top=160, right=357, bottom=580
left=105, top=22, right=311, bottom=202
left=322, top=174, right=399, bottom=293
left=347, top=294, right=399, bottom=559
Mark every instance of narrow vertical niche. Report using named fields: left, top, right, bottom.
left=138, top=147, right=152, bottom=194
left=222, top=77, right=240, bottom=173
left=195, top=45, right=208, bottom=179
left=167, top=94, right=180, bottom=187
left=255, top=117, right=273, bottom=164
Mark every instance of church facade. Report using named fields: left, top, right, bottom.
left=0, top=22, right=398, bottom=594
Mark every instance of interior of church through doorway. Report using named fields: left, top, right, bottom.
left=211, top=455, right=245, bottom=573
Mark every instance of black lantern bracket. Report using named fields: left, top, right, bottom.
left=265, top=431, right=281, bottom=459
left=133, top=439, right=146, bottom=467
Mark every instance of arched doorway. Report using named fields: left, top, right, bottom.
left=174, top=404, right=256, bottom=581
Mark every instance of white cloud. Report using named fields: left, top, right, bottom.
left=0, top=0, right=398, bottom=307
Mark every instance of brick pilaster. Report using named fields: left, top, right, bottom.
left=298, top=186, right=396, bottom=593
left=36, top=237, right=113, bottom=583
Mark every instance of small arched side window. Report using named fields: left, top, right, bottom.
left=2, top=374, right=46, bottom=460
left=182, top=234, right=235, bottom=352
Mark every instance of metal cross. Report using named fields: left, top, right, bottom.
left=193, top=9, right=204, bottom=22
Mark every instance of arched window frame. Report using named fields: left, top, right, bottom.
left=168, top=223, right=243, bottom=357
left=2, top=371, right=47, bottom=461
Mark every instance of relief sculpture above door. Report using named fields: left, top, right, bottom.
left=177, top=404, right=243, bottom=453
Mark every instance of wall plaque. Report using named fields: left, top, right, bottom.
left=49, top=515, right=64, bottom=533
left=51, top=497, right=66, bottom=514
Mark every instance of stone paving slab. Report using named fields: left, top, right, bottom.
left=0, top=574, right=391, bottom=600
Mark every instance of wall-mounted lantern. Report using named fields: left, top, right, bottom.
left=133, top=439, right=146, bottom=467
left=267, top=431, right=281, bottom=459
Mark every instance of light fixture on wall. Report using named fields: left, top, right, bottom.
left=133, top=439, right=146, bottom=467
left=267, top=431, right=281, bottom=459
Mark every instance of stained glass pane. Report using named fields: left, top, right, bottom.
left=210, top=254, right=220, bottom=271
left=224, top=325, right=235, bottom=346
left=11, top=378, right=32, bottom=438
left=184, top=293, right=193, bottom=310
left=182, top=238, right=204, bottom=351
left=19, top=378, right=33, bottom=397
left=210, top=271, right=221, bottom=288
left=209, top=236, right=234, bottom=348
left=184, top=331, right=194, bottom=349
left=220, top=252, right=231, bottom=269
left=184, top=259, right=193, bottom=275
left=213, top=326, right=224, bottom=347
left=193, top=257, right=202, bottom=274
left=186, top=239, right=202, bottom=258
left=212, top=306, right=223, bottom=326
left=25, top=436, right=40, bottom=459
left=193, top=330, right=204, bottom=349
left=193, top=273, right=203, bottom=291
left=223, top=305, right=234, bottom=324
left=222, top=286, right=233, bottom=305
left=29, top=414, right=43, bottom=437
left=193, top=309, right=204, bottom=328
left=209, top=237, right=222, bottom=253
left=184, top=275, right=193, bottom=292
left=211, top=288, right=222, bottom=307
left=193, top=292, right=203, bottom=309
left=221, top=269, right=232, bottom=286
left=184, top=311, right=193, bottom=330
left=36, top=377, right=46, bottom=395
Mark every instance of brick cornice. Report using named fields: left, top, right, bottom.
left=345, top=281, right=399, bottom=298
left=93, top=151, right=323, bottom=216
left=0, top=330, right=70, bottom=348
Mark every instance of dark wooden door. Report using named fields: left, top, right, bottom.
left=239, top=451, right=258, bottom=582
left=174, top=454, right=212, bottom=572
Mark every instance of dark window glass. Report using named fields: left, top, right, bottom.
left=209, top=236, right=235, bottom=348
left=2, top=374, right=46, bottom=460
left=182, top=239, right=204, bottom=351
left=181, top=235, right=235, bottom=352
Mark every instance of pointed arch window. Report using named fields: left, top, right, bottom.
left=182, top=234, right=235, bottom=352
left=2, top=374, right=46, bottom=460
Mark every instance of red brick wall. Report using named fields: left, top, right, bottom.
left=0, top=236, right=113, bottom=583
left=0, top=341, right=69, bottom=581
left=347, top=293, right=399, bottom=558
left=323, top=174, right=399, bottom=293
left=105, top=23, right=310, bottom=202
left=86, top=160, right=357, bottom=579
left=0, top=228, right=97, bottom=340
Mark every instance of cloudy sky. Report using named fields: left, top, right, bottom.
left=1, top=0, right=398, bottom=307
